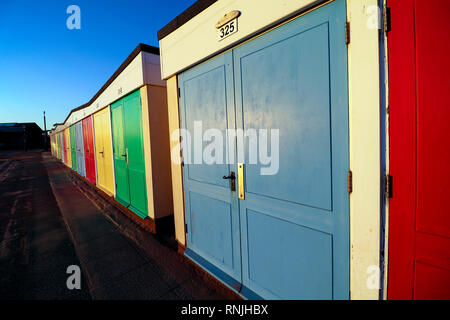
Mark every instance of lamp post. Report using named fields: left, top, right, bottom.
left=43, top=110, right=48, bottom=150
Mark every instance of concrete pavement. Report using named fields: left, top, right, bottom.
left=0, top=151, right=237, bottom=300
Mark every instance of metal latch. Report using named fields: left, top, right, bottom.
left=238, top=163, right=245, bottom=200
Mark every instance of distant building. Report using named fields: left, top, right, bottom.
left=0, top=122, right=45, bottom=150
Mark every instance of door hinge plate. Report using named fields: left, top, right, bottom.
left=348, top=170, right=353, bottom=194
left=345, top=21, right=350, bottom=45
left=385, top=175, right=393, bottom=198
left=185, top=223, right=188, bottom=234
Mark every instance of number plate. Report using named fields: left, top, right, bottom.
left=217, top=18, right=238, bottom=41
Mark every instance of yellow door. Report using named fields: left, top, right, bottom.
left=65, top=128, right=72, bottom=168
left=93, top=106, right=115, bottom=196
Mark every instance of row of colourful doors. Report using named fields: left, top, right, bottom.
left=56, top=117, right=96, bottom=185
left=179, top=0, right=349, bottom=300
left=53, top=90, right=148, bottom=219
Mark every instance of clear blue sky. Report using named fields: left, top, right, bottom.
left=0, top=0, right=196, bottom=131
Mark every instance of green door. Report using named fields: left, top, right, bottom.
left=111, top=103, right=131, bottom=206
left=70, top=125, right=77, bottom=171
left=111, top=90, right=147, bottom=218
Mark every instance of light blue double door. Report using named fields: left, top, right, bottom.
left=180, top=0, right=349, bottom=299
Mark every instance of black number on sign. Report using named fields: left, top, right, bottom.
left=220, top=27, right=224, bottom=38
left=229, top=21, right=235, bottom=33
left=224, top=25, right=229, bottom=36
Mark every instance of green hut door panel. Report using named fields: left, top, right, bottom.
left=70, top=126, right=77, bottom=171
left=123, top=92, right=147, bottom=216
left=111, top=90, right=147, bottom=217
left=111, top=104, right=131, bottom=206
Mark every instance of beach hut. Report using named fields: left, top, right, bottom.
left=159, top=0, right=384, bottom=299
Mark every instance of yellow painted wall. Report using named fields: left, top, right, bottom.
left=347, top=0, right=381, bottom=300
left=65, top=128, right=72, bottom=168
left=166, top=76, right=185, bottom=246
left=93, top=106, right=115, bottom=196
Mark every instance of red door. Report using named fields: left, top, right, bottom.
left=62, top=130, right=68, bottom=165
left=82, top=115, right=97, bottom=184
left=388, top=0, right=450, bottom=299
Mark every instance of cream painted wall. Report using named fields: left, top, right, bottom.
left=140, top=84, right=173, bottom=221
left=147, top=85, right=173, bottom=219
left=159, top=0, right=321, bottom=79
left=54, top=52, right=162, bottom=133
left=166, top=76, right=186, bottom=246
left=143, top=52, right=166, bottom=87
left=347, top=0, right=381, bottom=300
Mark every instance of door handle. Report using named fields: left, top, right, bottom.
left=222, top=175, right=235, bottom=180
left=223, top=172, right=236, bottom=191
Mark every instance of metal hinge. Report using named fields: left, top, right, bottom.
left=185, top=223, right=188, bottom=234
left=385, top=175, right=393, bottom=198
left=384, top=7, right=391, bottom=34
left=178, top=87, right=181, bottom=97
left=345, top=21, right=350, bottom=45
left=348, top=170, right=353, bottom=194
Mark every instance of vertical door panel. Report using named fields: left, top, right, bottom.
left=123, top=91, right=147, bottom=216
left=101, top=108, right=115, bottom=195
left=94, top=113, right=105, bottom=191
left=70, top=126, right=77, bottom=171
left=234, top=0, right=348, bottom=299
left=65, top=128, right=72, bottom=168
left=111, top=101, right=131, bottom=206
left=180, top=51, right=242, bottom=285
left=83, top=116, right=97, bottom=184
left=94, top=107, right=115, bottom=196
left=60, top=132, right=65, bottom=163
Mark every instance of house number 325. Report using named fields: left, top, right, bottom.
left=218, top=19, right=238, bottom=41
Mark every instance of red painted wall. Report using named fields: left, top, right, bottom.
left=82, top=115, right=97, bottom=185
left=388, top=0, right=450, bottom=299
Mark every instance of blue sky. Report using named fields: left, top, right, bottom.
left=0, top=0, right=196, bottom=131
